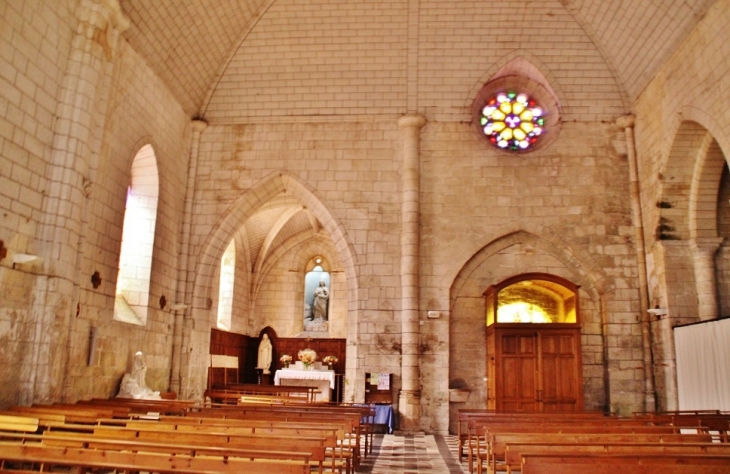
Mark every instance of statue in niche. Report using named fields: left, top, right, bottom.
left=117, top=351, right=161, bottom=400
left=256, top=334, right=273, bottom=374
left=303, top=261, right=330, bottom=333
left=312, top=280, right=330, bottom=321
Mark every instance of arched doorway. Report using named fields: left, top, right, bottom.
left=484, top=273, right=583, bottom=411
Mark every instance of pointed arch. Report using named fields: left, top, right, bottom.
left=448, top=227, right=611, bottom=425
left=179, top=171, right=360, bottom=399
left=452, top=221, right=609, bottom=305
left=465, top=52, right=566, bottom=112
left=193, top=171, right=359, bottom=312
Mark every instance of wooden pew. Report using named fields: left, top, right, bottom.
left=520, top=452, right=730, bottom=474
left=78, top=397, right=196, bottom=415
left=469, top=418, right=679, bottom=473
left=0, top=416, right=38, bottom=434
left=504, top=441, right=730, bottom=474
left=191, top=403, right=366, bottom=466
left=42, top=421, right=339, bottom=474
left=456, top=410, right=612, bottom=465
left=6, top=405, right=119, bottom=424
left=102, top=417, right=349, bottom=473
left=183, top=409, right=359, bottom=472
left=480, top=432, right=713, bottom=474
left=0, top=410, right=64, bottom=428
left=213, top=383, right=316, bottom=401
left=0, top=441, right=310, bottom=473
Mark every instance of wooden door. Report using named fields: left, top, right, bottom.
left=493, top=326, right=582, bottom=411
left=539, top=331, right=581, bottom=411
left=498, top=332, right=540, bottom=411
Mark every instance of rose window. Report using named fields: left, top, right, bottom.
left=480, top=92, right=545, bottom=151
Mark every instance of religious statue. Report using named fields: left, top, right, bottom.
left=256, top=334, right=273, bottom=374
left=116, top=351, right=161, bottom=399
left=312, top=280, right=329, bottom=320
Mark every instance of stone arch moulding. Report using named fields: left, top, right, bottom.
left=451, top=224, right=609, bottom=308
left=465, top=52, right=566, bottom=110
left=661, top=118, right=726, bottom=242
left=448, top=227, right=610, bottom=417
left=674, top=106, right=730, bottom=165
left=180, top=171, right=360, bottom=399
left=469, top=56, right=564, bottom=152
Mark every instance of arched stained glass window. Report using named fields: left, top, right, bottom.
left=480, top=91, right=545, bottom=151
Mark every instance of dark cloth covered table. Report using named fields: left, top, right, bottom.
left=358, top=403, right=395, bottom=434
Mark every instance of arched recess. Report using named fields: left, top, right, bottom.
left=179, top=171, right=360, bottom=400
left=448, top=228, right=609, bottom=432
left=468, top=56, right=564, bottom=152
left=654, top=119, right=728, bottom=318
left=649, top=114, right=730, bottom=410
left=465, top=51, right=566, bottom=112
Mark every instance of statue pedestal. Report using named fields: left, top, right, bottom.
left=255, top=368, right=272, bottom=385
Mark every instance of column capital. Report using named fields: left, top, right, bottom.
left=191, top=119, right=208, bottom=133
left=398, top=114, right=427, bottom=130
left=74, top=0, right=130, bottom=61
left=690, top=237, right=724, bottom=255
left=615, top=114, right=636, bottom=129
left=75, top=0, right=130, bottom=32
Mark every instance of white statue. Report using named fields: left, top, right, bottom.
left=312, top=280, right=329, bottom=320
left=256, top=334, right=272, bottom=374
left=117, top=351, right=161, bottom=400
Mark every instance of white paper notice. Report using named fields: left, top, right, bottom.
left=377, top=373, right=390, bottom=390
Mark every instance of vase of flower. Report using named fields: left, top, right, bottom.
left=297, top=348, right=317, bottom=371
left=322, top=355, right=338, bottom=370
left=279, top=354, right=292, bottom=369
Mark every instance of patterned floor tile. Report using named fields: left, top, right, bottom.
left=357, top=434, right=466, bottom=473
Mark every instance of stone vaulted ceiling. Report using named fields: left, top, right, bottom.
left=119, top=0, right=718, bottom=117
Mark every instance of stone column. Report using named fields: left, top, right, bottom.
left=616, top=114, right=656, bottom=411
left=690, top=237, right=723, bottom=321
left=397, top=114, right=426, bottom=432
left=23, top=0, right=129, bottom=404
left=171, top=119, right=207, bottom=395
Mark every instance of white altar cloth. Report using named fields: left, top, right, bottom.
left=274, top=369, right=336, bottom=402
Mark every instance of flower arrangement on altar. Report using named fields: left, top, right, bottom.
left=279, top=354, right=292, bottom=367
left=297, top=348, right=317, bottom=367
left=322, top=355, right=338, bottom=366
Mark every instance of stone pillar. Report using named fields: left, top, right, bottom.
left=171, top=119, right=207, bottom=395
left=397, top=114, right=426, bottom=432
left=23, top=0, right=129, bottom=404
left=616, top=114, right=656, bottom=411
left=690, top=237, right=723, bottom=321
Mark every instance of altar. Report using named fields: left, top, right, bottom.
left=274, top=368, right=335, bottom=402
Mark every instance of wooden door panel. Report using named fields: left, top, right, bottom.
left=541, top=332, right=580, bottom=409
left=499, top=333, right=539, bottom=410
left=490, top=326, right=582, bottom=412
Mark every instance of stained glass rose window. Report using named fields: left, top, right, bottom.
left=480, top=91, right=545, bottom=151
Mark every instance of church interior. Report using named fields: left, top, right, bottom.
left=2, top=0, right=730, bottom=445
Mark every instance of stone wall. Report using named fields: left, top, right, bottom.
left=633, top=0, right=730, bottom=410
left=0, top=1, right=190, bottom=405
left=0, top=0, right=75, bottom=409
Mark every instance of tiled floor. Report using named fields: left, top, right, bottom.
left=357, top=434, right=466, bottom=473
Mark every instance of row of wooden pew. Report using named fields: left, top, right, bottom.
left=457, top=409, right=730, bottom=474
left=0, top=396, right=376, bottom=473
left=207, top=383, right=319, bottom=403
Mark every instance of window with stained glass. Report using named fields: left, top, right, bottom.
left=480, top=91, right=545, bottom=151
